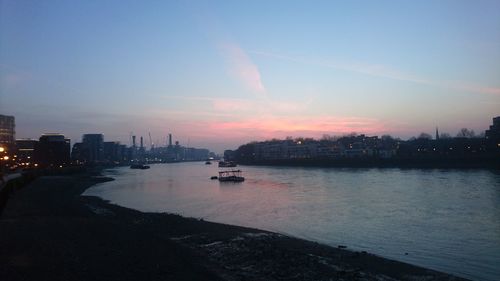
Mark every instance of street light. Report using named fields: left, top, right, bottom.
left=0, top=147, right=4, bottom=153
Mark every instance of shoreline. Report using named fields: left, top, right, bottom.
left=0, top=172, right=469, bottom=281
left=237, top=157, right=500, bottom=169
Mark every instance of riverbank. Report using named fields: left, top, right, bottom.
left=0, top=173, right=468, bottom=281
left=238, top=157, right=500, bottom=169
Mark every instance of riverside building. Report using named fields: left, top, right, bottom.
left=34, top=134, right=71, bottom=167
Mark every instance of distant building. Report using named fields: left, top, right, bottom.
left=0, top=115, right=15, bottom=152
left=485, top=116, right=500, bottom=141
left=71, top=142, right=85, bottom=164
left=34, top=134, right=71, bottom=167
left=239, top=134, right=400, bottom=162
left=103, top=141, right=123, bottom=163
left=82, top=134, right=104, bottom=163
left=15, top=139, right=38, bottom=164
left=119, top=144, right=130, bottom=162
left=184, top=147, right=209, bottom=161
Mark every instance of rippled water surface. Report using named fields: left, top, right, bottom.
left=85, top=163, right=500, bottom=281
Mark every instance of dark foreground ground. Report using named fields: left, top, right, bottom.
left=0, top=174, right=468, bottom=281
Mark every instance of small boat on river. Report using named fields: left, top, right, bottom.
left=218, top=170, right=244, bottom=182
left=130, top=164, right=150, bottom=169
left=218, top=161, right=237, bottom=167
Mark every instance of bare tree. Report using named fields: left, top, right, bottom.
left=418, top=132, right=432, bottom=140
left=381, top=135, right=394, bottom=141
left=321, top=134, right=340, bottom=141
left=456, top=128, right=475, bottom=138
left=440, top=133, right=452, bottom=139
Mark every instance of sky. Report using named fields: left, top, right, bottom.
left=1, top=0, right=499, bottom=153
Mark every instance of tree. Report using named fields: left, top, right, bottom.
left=456, top=128, right=475, bottom=138
left=439, top=133, right=452, bottom=139
left=321, top=134, right=339, bottom=141
left=418, top=133, right=432, bottom=140
left=381, top=135, right=394, bottom=141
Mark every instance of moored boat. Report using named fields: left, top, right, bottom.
left=218, top=161, right=237, bottom=167
left=130, top=164, right=150, bottom=169
left=218, top=170, right=244, bottom=182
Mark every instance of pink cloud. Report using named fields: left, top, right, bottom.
left=221, top=43, right=266, bottom=94
left=209, top=116, right=388, bottom=139
left=165, top=95, right=311, bottom=114
left=140, top=111, right=389, bottom=144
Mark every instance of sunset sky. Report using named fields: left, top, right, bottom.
left=1, top=0, right=499, bottom=152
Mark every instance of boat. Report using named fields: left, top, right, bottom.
left=218, top=170, right=244, bottom=182
left=218, top=161, right=237, bottom=167
left=130, top=164, right=150, bottom=169
left=210, top=176, right=218, bottom=180
left=205, top=161, right=212, bottom=165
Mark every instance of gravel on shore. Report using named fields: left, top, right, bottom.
left=0, top=174, right=468, bottom=281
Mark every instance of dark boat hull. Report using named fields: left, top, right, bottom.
left=218, top=176, right=245, bottom=182
left=130, top=164, right=150, bottom=169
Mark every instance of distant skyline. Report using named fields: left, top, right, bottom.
left=1, top=0, right=499, bottom=152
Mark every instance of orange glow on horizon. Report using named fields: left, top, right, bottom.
left=191, top=116, right=392, bottom=142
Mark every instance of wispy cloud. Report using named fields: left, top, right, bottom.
left=164, top=95, right=311, bottom=114
left=250, top=51, right=500, bottom=96
left=253, top=51, right=430, bottom=84
left=443, top=81, right=500, bottom=96
left=220, top=43, right=266, bottom=94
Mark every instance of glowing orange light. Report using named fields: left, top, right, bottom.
left=0, top=147, right=4, bottom=152
left=3, top=156, right=9, bottom=160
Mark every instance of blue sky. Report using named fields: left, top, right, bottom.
left=1, top=0, right=499, bottom=152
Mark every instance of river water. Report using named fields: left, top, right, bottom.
left=84, top=162, right=500, bottom=281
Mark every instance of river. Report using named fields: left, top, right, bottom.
left=84, top=162, right=500, bottom=281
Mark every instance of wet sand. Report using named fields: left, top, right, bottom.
left=0, top=173, right=468, bottom=281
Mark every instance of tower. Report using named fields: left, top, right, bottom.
left=0, top=115, right=15, bottom=146
left=435, top=127, right=439, bottom=140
